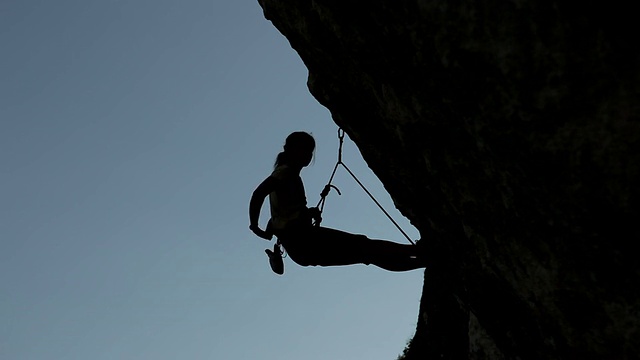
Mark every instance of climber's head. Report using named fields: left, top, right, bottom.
left=274, top=131, right=315, bottom=169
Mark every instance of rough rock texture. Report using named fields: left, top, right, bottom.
left=257, top=1, right=640, bottom=359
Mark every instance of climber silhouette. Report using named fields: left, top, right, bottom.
left=249, top=131, right=426, bottom=272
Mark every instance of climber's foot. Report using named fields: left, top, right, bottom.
left=265, top=244, right=284, bottom=275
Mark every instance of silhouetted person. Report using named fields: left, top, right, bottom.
left=249, top=131, right=425, bottom=272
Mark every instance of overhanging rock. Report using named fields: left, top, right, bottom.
left=257, top=1, right=639, bottom=358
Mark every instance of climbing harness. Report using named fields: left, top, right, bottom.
left=315, top=128, right=416, bottom=246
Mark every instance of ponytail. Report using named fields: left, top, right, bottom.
left=274, top=151, right=288, bottom=169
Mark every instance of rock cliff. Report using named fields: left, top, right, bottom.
left=257, top=1, right=639, bottom=358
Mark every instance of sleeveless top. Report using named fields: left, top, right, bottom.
left=269, top=165, right=307, bottom=230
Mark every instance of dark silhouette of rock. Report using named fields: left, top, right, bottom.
left=257, top=1, right=639, bottom=358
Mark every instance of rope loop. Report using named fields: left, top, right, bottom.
left=320, top=184, right=341, bottom=198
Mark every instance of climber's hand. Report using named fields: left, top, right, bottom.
left=250, top=224, right=273, bottom=240
left=307, top=207, right=322, bottom=224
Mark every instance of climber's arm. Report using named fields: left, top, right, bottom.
left=249, top=176, right=278, bottom=240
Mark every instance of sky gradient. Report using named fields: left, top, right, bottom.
left=1, top=1, right=424, bottom=359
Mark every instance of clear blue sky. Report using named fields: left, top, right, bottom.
left=1, top=1, right=424, bottom=359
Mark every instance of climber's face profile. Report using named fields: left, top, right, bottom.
left=293, top=146, right=314, bottom=168
left=285, top=148, right=312, bottom=169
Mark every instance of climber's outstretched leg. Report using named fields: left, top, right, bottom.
left=279, top=226, right=425, bottom=271
left=364, top=239, right=426, bottom=272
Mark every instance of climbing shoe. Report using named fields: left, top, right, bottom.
left=265, top=243, right=284, bottom=275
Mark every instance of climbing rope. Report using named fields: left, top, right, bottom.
left=315, top=128, right=415, bottom=245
